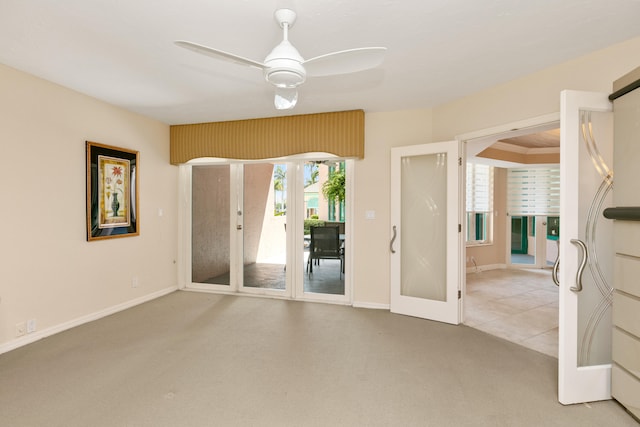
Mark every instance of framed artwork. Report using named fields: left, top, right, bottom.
left=86, top=141, right=139, bottom=241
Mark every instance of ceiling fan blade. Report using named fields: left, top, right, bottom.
left=274, top=87, right=298, bottom=110
left=175, top=40, right=266, bottom=70
left=304, top=47, right=387, bottom=77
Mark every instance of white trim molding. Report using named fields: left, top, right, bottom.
left=0, top=286, right=178, bottom=355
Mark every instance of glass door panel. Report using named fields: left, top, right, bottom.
left=574, top=109, right=613, bottom=367
left=191, top=165, right=231, bottom=286
left=510, top=215, right=541, bottom=266
left=401, top=153, right=447, bottom=301
left=242, top=163, right=287, bottom=291
left=510, top=215, right=556, bottom=269
left=302, top=160, right=345, bottom=296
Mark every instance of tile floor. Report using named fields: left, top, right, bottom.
left=204, top=258, right=345, bottom=295
left=465, top=268, right=558, bottom=357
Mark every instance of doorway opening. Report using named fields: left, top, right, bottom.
left=462, top=117, right=560, bottom=357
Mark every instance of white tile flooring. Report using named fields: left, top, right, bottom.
left=465, top=268, right=558, bottom=357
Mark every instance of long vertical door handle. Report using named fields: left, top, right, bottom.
left=552, top=240, right=560, bottom=286
left=570, top=238, right=588, bottom=292
left=390, top=225, right=397, bottom=254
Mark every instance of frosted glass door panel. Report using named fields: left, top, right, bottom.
left=401, top=153, right=447, bottom=301
left=390, top=141, right=460, bottom=325
left=575, top=109, right=614, bottom=366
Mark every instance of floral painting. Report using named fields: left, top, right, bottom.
left=87, top=141, right=139, bottom=241
left=98, top=155, right=131, bottom=228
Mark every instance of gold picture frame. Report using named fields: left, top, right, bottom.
left=86, top=141, right=139, bottom=241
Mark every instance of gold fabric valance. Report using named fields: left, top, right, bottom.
left=170, top=110, right=364, bottom=164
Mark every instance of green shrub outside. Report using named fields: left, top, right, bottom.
left=304, top=219, right=325, bottom=234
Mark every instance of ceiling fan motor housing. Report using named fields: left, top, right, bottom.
left=264, top=64, right=305, bottom=88
left=263, top=40, right=306, bottom=88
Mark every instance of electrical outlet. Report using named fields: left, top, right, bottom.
left=16, top=322, right=26, bottom=337
left=27, top=319, right=36, bottom=334
left=132, top=276, right=139, bottom=288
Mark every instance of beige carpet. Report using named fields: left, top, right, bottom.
left=0, top=291, right=636, bottom=427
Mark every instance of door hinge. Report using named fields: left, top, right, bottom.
left=458, top=157, right=462, bottom=166
left=458, top=224, right=462, bottom=233
left=458, top=290, right=462, bottom=299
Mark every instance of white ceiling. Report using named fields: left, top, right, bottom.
left=2, top=0, right=640, bottom=125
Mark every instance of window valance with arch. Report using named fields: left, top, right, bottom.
left=170, top=109, right=364, bottom=164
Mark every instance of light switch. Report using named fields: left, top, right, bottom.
left=366, top=210, right=376, bottom=220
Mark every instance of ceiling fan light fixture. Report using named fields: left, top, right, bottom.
left=274, top=87, right=298, bottom=110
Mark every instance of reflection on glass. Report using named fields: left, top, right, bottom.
left=191, top=165, right=231, bottom=285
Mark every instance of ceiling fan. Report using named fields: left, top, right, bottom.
left=175, top=8, right=387, bottom=110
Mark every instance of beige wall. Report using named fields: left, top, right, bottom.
left=353, top=36, right=640, bottom=306
left=433, top=37, right=640, bottom=141
left=353, top=109, right=433, bottom=305
left=465, top=167, right=508, bottom=268
left=0, top=64, right=177, bottom=352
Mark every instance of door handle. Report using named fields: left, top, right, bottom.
left=390, top=225, right=397, bottom=254
left=570, top=239, right=588, bottom=293
left=551, top=240, right=560, bottom=286
left=552, top=255, right=560, bottom=287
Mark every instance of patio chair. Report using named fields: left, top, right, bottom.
left=307, top=225, right=343, bottom=276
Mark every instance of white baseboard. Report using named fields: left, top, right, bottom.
left=352, top=301, right=390, bottom=310
left=465, top=263, right=505, bottom=274
left=0, top=286, right=178, bottom=355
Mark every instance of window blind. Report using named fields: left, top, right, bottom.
left=466, top=163, right=493, bottom=212
left=507, top=168, right=560, bottom=215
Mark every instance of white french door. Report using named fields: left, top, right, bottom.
left=390, top=141, right=462, bottom=324
left=186, top=159, right=350, bottom=303
left=558, top=90, right=614, bottom=404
